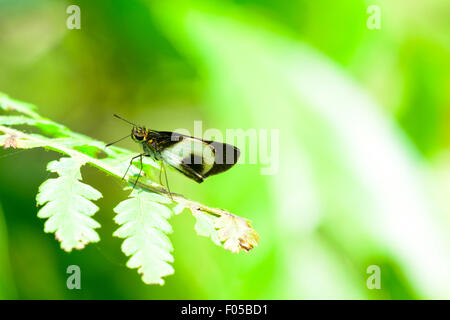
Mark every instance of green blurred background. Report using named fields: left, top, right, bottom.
left=0, top=0, right=449, bottom=299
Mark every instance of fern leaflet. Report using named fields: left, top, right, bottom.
left=113, top=189, right=174, bottom=285
left=36, top=157, right=102, bottom=251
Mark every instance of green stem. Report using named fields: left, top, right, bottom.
left=0, top=124, right=233, bottom=219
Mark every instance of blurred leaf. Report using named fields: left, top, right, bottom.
left=36, top=157, right=102, bottom=251
left=152, top=1, right=450, bottom=298
left=0, top=203, right=16, bottom=298
left=113, top=189, right=174, bottom=285
left=0, top=1, right=66, bottom=66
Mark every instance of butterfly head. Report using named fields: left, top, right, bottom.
left=131, top=126, right=148, bottom=142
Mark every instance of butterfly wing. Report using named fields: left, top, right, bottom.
left=156, top=132, right=240, bottom=183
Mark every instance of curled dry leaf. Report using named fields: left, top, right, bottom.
left=215, top=213, right=259, bottom=253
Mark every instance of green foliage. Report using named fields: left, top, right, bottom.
left=149, top=1, right=450, bottom=298
left=0, top=92, right=258, bottom=285
left=0, top=203, right=16, bottom=298
left=0, top=0, right=448, bottom=300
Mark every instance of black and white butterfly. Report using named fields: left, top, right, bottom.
left=107, top=115, right=240, bottom=193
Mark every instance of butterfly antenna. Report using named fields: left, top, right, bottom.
left=113, top=114, right=138, bottom=127
left=105, top=134, right=130, bottom=147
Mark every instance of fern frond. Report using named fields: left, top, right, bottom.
left=0, top=92, right=259, bottom=286
left=113, top=189, right=174, bottom=285
left=36, top=157, right=103, bottom=251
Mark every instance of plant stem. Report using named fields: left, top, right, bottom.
left=0, top=125, right=234, bottom=219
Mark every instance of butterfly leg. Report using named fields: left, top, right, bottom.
left=159, top=161, right=163, bottom=186
left=132, top=154, right=144, bottom=189
left=160, top=160, right=173, bottom=201
left=123, top=153, right=145, bottom=183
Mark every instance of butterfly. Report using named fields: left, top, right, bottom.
left=106, top=115, right=240, bottom=194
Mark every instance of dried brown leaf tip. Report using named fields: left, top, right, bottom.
left=4, top=135, right=18, bottom=149
left=215, top=213, right=259, bottom=253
